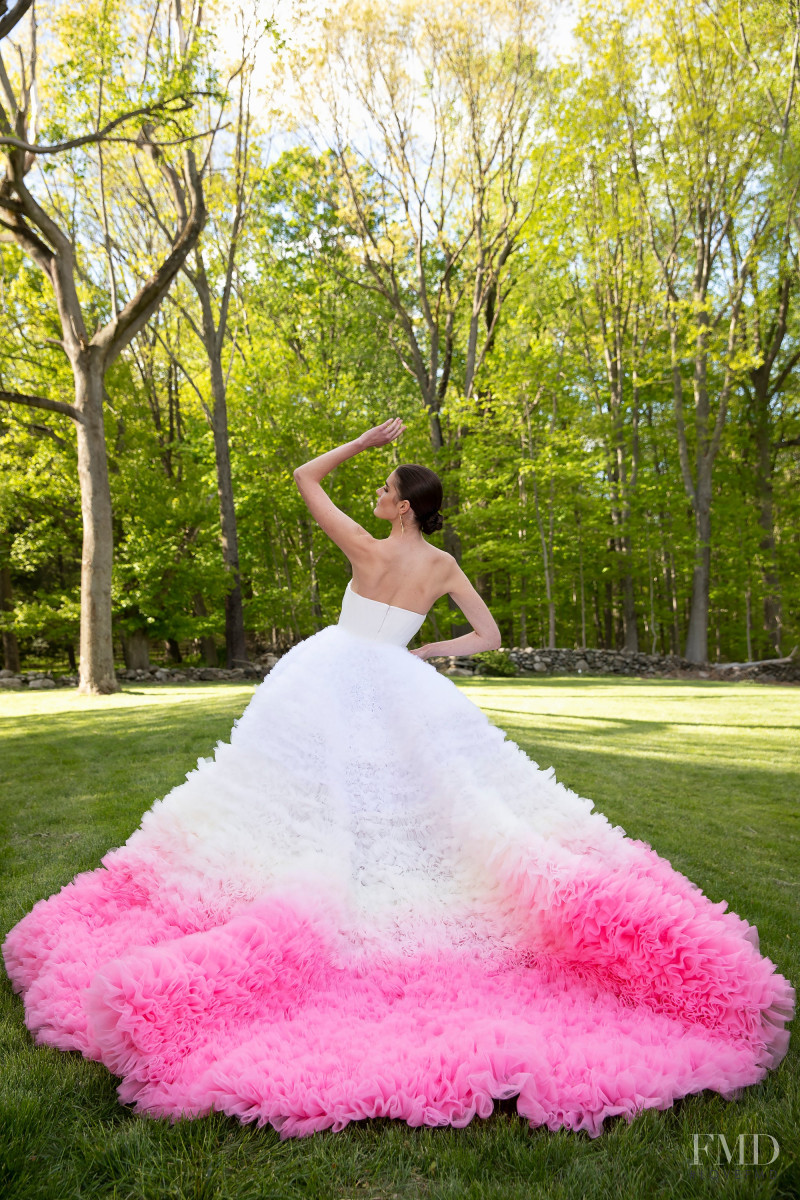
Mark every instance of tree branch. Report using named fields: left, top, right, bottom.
left=771, top=348, right=800, bottom=397
left=93, top=147, right=206, bottom=362
left=0, top=0, right=33, bottom=41
left=0, top=198, right=56, bottom=274
left=0, top=388, right=84, bottom=423
left=0, top=96, right=209, bottom=154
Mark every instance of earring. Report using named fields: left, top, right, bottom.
left=400, top=512, right=405, bottom=535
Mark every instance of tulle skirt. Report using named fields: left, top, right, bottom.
left=3, top=624, right=795, bottom=1138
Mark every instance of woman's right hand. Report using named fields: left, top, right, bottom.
left=358, top=417, right=406, bottom=450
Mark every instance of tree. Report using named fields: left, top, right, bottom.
left=0, top=0, right=32, bottom=41
left=3, top=0, right=800, bottom=672
left=0, top=1, right=208, bottom=692
left=234, top=147, right=419, bottom=641
left=722, top=0, right=800, bottom=654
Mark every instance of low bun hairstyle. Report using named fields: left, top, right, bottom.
left=395, top=464, right=444, bottom=536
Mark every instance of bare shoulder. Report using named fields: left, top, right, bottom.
left=436, top=549, right=467, bottom=595
left=428, top=547, right=458, bottom=593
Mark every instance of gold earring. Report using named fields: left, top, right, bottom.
left=400, top=512, right=405, bottom=535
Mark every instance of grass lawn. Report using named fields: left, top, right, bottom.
left=1, top=677, right=798, bottom=1200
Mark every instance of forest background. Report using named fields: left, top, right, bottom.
left=1, top=0, right=798, bottom=694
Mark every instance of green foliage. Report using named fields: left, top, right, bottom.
left=473, top=649, right=518, bottom=676
left=2, top=0, right=799, bottom=671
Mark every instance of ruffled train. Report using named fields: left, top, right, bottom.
left=3, top=623, right=795, bottom=1138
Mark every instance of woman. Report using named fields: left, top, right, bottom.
left=3, top=418, right=794, bottom=1140
left=294, top=417, right=502, bottom=658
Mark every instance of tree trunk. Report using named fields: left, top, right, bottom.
left=753, top=385, right=782, bottom=653
left=430, top=412, right=469, bottom=636
left=122, top=629, right=151, bottom=670
left=745, top=584, right=753, bottom=662
left=526, top=425, right=556, bottom=648
left=621, top=553, right=639, bottom=652
left=608, top=424, right=639, bottom=653
left=663, top=547, right=680, bottom=653
left=307, top=517, right=323, bottom=630
left=200, top=637, right=218, bottom=667
left=208, top=378, right=247, bottom=669
left=604, top=578, right=613, bottom=649
left=576, top=509, right=587, bottom=650
left=0, top=562, right=21, bottom=673
left=647, top=545, right=658, bottom=654
left=685, top=478, right=711, bottom=664
left=195, top=252, right=248, bottom=670
left=76, top=358, right=118, bottom=694
left=193, top=593, right=219, bottom=666
left=2, top=122, right=205, bottom=699
left=165, top=637, right=182, bottom=663
left=518, top=467, right=528, bottom=646
left=592, top=584, right=603, bottom=648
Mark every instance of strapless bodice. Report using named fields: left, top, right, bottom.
left=336, top=579, right=427, bottom=647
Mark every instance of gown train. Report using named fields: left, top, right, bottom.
left=3, top=579, right=794, bottom=1138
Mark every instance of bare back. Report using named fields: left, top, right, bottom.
left=348, top=539, right=500, bottom=645
left=349, top=539, right=450, bottom=614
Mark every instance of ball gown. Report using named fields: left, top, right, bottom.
left=2, top=579, right=795, bottom=1140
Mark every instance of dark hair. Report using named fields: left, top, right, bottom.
left=395, top=464, right=444, bottom=535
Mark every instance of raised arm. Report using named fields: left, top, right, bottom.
left=409, top=560, right=502, bottom=660
left=292, top=418, right=406, bottom=557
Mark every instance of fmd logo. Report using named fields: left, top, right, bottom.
left=691, top=1133, right=780, bottom=1167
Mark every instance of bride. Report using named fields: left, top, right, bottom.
left=3, top=418, right=794, bottom=1140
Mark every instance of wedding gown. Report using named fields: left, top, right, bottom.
left=3, top=580, right=795, bottom=1140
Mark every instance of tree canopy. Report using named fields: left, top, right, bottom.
left=1, top=0, right=798, bottom=678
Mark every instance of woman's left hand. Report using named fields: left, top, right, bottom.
left=358, top=417, right=406, bottom=450
left=408, top=644, right=442, bottom=660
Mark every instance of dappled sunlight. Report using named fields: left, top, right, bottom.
left=461, top=677, right=800, bottom=730
left=0, top=686, right=256, bottom=744
left=0, top=683, right=256, bottom=719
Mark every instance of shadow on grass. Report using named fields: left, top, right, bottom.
left=481, top=705, right=800, bottom=733
left=462, top=675, right=791, bottom=691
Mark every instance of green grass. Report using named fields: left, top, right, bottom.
left=1, top=678, right=798, bottom=1200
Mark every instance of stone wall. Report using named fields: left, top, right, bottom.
left=440, top=646, right=800, bottom=684
left=1, top=646, right=797, bottom=690
left=0, top=659, right=277, bottom=690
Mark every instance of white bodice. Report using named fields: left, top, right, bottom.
left=337, top=579, right=427, bottom=647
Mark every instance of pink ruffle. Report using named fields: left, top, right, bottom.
left=2, top=853, right=212, bottom=1054
left=3, top=858, right=794, bottom=1140
left=82, top=906, right=782, bottom=1139
left=486, top=834, right=795, bottom=1072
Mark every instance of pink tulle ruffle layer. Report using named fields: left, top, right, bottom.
left=3, top=845, right=794, bottom=1141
